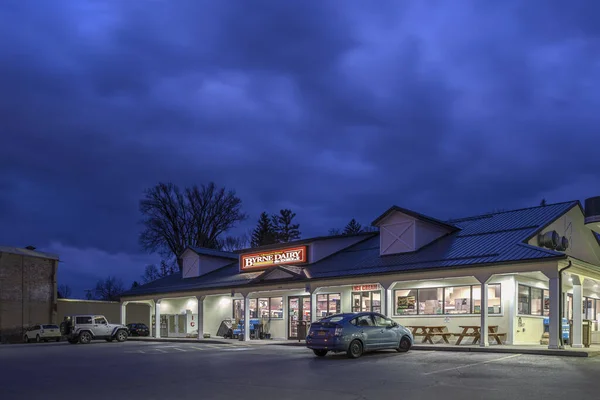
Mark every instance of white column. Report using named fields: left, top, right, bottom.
left=475, top=274, right=492, bottom=347
left=548, top=277, right=561, bottom=349
left=571, top=275, right=583, bottom=348
left=507, top=277, right=516, bottom=345
left=148, top=303, right=154, bottom=337
left=154, top=300, right=161, bottom=338
left=311, top=291, right=317, bottom=322
left=385, top=288, right=393, bottom=317
left=196, top=296, right=205, bottom=340
left=120, top=301, right=129, bottom=325
left=243, top=295, right=250, bottom=342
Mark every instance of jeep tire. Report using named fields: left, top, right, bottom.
left=78, top=331, right=92, bottom=344
left=115, top=329, right=128, bottom=342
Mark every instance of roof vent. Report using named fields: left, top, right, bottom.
left=555, top=236, right=569, bottom=252
left=25, top=245, right=36, bottom=251
left=538, top=231, right=559, bottom=249
left=584, top=196, right=600, bottom=234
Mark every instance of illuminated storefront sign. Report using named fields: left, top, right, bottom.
left=240, top=246, right=308, bottom=270
left=352, top=284, right=381, bottom=292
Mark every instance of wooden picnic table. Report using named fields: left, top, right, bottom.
left=454, top=325, right=506, bottom=345
left=406, top=325, right=452, bottom=344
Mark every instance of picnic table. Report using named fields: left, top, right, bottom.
left=454, top=325, right=506, bottom=345
left=406, top=325, right=452, bottom=344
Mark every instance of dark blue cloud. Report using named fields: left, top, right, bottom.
left=1, top=0, right=599, bottom=293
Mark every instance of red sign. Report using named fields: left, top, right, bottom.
left=352, top=284, right=381, bottom=292
left=240, top=246, right=308, bottom=271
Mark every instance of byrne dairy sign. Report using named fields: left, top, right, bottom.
left=240, top=246, right=308, bottom=270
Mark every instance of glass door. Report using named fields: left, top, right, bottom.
left=288, top=296, right=311, bottom=339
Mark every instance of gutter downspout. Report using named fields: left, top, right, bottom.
left=558, top=260, right=572, bottom=349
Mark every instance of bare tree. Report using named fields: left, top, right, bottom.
left=219, top=233, right=250, bottom=252
left=141, top=260, right=177, bottom=284
left=94, top=276, right=125, bottom=302
left=139, top=182, right=248, bottom=270
left=57, top=284, right=72, bottom=299
left=328, top=228, right=341, bottom=236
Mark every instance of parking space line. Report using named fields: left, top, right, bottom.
left=171, top=347, right=187, bottom=352
left=190, top=346, right=206, bottom=351
left=423, top=354, right=522, bottom=375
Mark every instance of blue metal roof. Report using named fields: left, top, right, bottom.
left=186, top=247, right=238, bottom=260
left=122, top=201, right=578, bottom=297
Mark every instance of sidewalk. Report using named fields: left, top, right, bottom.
left=128, top=337, right=600, bottom=357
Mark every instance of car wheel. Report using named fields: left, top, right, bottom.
left=36, top=335, right=41, bottom=343
left=79, top=332, right=92, bottom=344
left=116, top=330, right=128, bottom=342
left=347, top=340, right=363, bottom=359
left=23, top=335, right=29, bottom=343
left=312, top=349, right=328, bottom=357
left=396, top=336, right=411, bottom=353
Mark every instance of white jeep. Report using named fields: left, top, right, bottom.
left=60, top=315, right=128, bottom=344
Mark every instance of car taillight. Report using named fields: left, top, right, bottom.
left=334, top=326, right=343, bottom=336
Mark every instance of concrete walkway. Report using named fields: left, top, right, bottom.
left=128, top=337, right=600, bottom=357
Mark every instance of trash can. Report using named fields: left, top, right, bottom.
left=583, top=319, right=592, bottom=348
left=297, top=321, right=307, bottom=342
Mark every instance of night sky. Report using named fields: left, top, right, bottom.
left=1, top=1, right=599, bottom=297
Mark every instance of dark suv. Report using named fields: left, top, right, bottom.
left=126, top=323, right=150, bottom=336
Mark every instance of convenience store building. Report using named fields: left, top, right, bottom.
left=120, top=198, right=600, bottom=349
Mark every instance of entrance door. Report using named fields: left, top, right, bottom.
left=288, top=296, right=311, bottom=339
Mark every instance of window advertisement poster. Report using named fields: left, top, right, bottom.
left=396, top=295, right=416, bottom=314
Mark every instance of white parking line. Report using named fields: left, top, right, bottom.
left=423, top=354, right=522, bottom=375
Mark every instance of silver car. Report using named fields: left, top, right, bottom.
left=306, top=312, right=413, bottom=358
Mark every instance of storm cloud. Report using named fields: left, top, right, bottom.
left=1, top=0, right=599, bottom=296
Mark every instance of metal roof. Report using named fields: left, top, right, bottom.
left=122, top=201, right=579, bottom=298
left=371, top=205, right=459, bottom=231
left=0, top=246, right=59, bottom=261
left=186, top=247, right=238, bottom=260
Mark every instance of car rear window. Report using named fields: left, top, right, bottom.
left=319, top=315, right=345, bottom=323
left=43, top=325, right=59, bottom=329
left=76, top=316, right=93, bottom=324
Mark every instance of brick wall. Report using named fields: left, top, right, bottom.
left=0, top=252, right=58, bottom=343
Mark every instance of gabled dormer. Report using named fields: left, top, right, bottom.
left=180, top=247, right=238, bottom=279
left=371, top=205, right=459, bottom=256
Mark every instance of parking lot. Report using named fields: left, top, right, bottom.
left=2, top=341, right=600, bottom=399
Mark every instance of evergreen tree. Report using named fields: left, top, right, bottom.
left=272, top=209, right=301, bottom=242
left=343, top=218, right=363, bottom=235
left=251, top=212, right=278, bottom=247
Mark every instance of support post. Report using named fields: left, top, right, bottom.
left=148, top=302, right=154, bottom=337
left=154, top=299, right=161, bottom=338
left=475, top=274, right=493, bottom=347
left=310, top=290, right=317, bottom=322
left=120, top=301, right=129, bottom=325
left=196, top=296, right=205, bottom=340
left=243, top=295, right=250, bottom=342
left=571, top=275, right=583, bottom=348
left=548, top=276, right=561, bottom=349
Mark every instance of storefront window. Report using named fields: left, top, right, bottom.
left=443, top=286, right=471, bottom=314
left=584, top=298, right=595, bottom=320
left=419, top=288, right=443, bottom=315
left=352, top=291, right=381, bottom=313
left=258, top=298, right=269, bottom=318
left=233, top=299, right=244, bottom=321
left=270, top=297, right=283, bottom=318
left=531, top=288, right=543, bottom=315
left=472, top=284, right=502, bottom=314
left=395, top=289, right=418, bottom=315
left=249, top=299, right=257, bottom=318
left=394, top=284, right=501, bottom=316
left=316, top=293, right=341, bottom=319
left=518, top=285, right=531, bottom=315
left=543, top=290, right=550, bottom=316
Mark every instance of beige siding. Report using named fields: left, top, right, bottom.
left=379, top=213, right=416, bottom=255
left=530, top=207, right=600, bottom=265
left=57, top=299, right=149, bottom=325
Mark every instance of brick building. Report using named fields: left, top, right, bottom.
left=0, top=246, right=59, bottom=343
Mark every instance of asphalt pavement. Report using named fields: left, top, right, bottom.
left=1, top=340, right=600, bottom=400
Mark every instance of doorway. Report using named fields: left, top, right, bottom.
left=288, top=296, right=311, bottom=339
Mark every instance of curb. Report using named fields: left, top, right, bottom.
left=411, top=345, right=596, bottom=358
left=128, top=337, right=233, bottom=345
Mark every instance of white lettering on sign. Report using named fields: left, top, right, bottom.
left=240, top=246, right=307, bottom=270
left=352, top=284, right=381, bottom=292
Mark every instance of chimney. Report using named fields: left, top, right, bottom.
left=25, top=245, right=36, bottom=251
